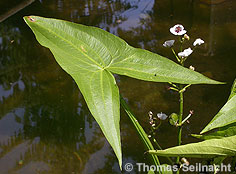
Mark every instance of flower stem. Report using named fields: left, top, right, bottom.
left=171, top=48, right=180, bottom=62
left=179, top=84, right=191, bottom=93
left=177, top=112, right=192, bottom=126
left=153, top=138, right=174, bottom=165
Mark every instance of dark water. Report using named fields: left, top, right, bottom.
left=0, top=0, right=236, bottom=173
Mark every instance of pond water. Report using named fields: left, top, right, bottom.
left=0, top=0, right=236, bottom=173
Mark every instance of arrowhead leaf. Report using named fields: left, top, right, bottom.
left=149, top=135, right=236, bottom=158
left=201, top=79, right=236, bottom=134
left=24, top=16, right=222, bottom=168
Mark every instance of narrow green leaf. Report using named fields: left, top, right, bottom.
left=149, top=135, right=236, bottom=158
left=159, top=164, right=173, bottom=174
left=192, top=123, right=236, bottom=140
left=120, top=96, right=162, bottom=174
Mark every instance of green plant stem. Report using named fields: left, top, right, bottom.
left=120, top=95, right=162, bottom=174
left=176, top=89, right=184, bottom=174
left=178, top=91, right=184, bottom=146
left=179, top=84, right=191, bottom=93
left=153, top=138, right=162, bottom=150
left=168, top=82, right=178, bottom=88
left=169, top=87, right=179, bottom=92
left=179, top=37, right=183, bottom=52
left=152, top=138, right=174, bottom=165
left=151, top=124, right=174, bottom=165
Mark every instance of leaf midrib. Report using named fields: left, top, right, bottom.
left=108, top=66, right=201, bottom=83
left=87, top=69, right=119, bottom=151
left=102, top=70, right=119, bottom=147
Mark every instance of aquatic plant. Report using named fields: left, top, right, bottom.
left=24, top=16, right=236, bottom=173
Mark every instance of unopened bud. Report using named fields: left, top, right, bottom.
left=181, top=158, right=189, bottom=165
left=184, top=34, right=190, bottom=40
left=190, top=110, right=194, bottom=115
left=189, top=65, right=195, bottom=71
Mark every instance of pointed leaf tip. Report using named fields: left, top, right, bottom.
left=24, top=16, right=36, bottom=23
left=200, top=93, right=236, bottom=134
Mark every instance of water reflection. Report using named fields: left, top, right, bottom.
left=0, top=0, right=236, bottom=173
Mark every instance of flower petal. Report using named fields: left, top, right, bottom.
left=178, top=47, right=193, bottom=57
left=193, top=38, right=204, bottom=46
left=163, top=40, right=175, bottom=47
left=157, top=113, right=168, bottom=120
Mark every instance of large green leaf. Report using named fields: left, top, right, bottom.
left=201, top=80, right=236, bottom=134
left=24, top=16, right=122, bottom=168
left=24, top=16, right=222, bottom=168
left=192, top=123, right=236, bottom=140
left=149, top=135, right=236, bottom=158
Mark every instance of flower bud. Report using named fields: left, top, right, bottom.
left=189, top=65, right=195, bottom=71
left=184, top=34, right=190, bottom=40
left=181, top=158, right=189, bottom=166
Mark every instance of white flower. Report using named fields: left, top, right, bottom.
left=193, top=38, right=204, bottom=46
left=178, top=48, right=193, bottom=58
left=170, top=24, right=187, bottom=36
left=157, top=112, right=168, bottom=120
left=163, top=40, right=175, bottom=47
